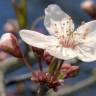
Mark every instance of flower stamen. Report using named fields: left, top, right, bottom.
left=59, top=36, right=76, bottom=48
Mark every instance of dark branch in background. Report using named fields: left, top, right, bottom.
left=0, top=52, right=36, bottom=96
left=5, top=73, right=32, bottom=85
left=0, top=52, right=36, bottom=73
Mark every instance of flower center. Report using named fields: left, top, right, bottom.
left=59, top=36, right=76, bottom=48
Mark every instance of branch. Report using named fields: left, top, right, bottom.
left=0, top=71, right=6, bottom=96
left=0, top=52, right=36, bottom=96
left=0, top=52, right=36, bottom=73
left=5, top=72, right=32, bottom=85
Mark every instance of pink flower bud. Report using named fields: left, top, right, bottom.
left=32, top=71, right=46, bottom=83
left=71, top=66, right=80, bottom=71
left=60, top=64, right=71, bottom=71
left=31, top=71, right=63, bottom=91
left=4, top=19, right=19, bottom=33
left=81, top=0, right=96, bottom=19
left=64, top=66, right=80, bottom=79
left=0, top=33, right=22, bottom=58
left=81, top=0, right=94, bottom=9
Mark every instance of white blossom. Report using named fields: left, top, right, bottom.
left=19, top=4, right=96, bottom=62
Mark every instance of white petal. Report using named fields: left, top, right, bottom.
left=44, top=4, right=75, bottom=38
left=64, top=58, right=78, bottom=64
left=19, top=30, right=57, bottom=49
left=76, top=44, right=96, bottom=62
left=74, top=20, right=96, bottom=42
left=74, top=20, right=96, bottom=62
left=46, top=46, right=77, bottom=60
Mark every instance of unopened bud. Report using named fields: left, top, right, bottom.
left=4, top=19, right=19, bottom=33
left=60, top=64, right=71, bottom=71
left=32, top=71, right=62, bottom=91
left=64, top=66, right=80, bottom=79
left=0, top=33, right=22, bottom=58
left=81, top=0, right=96, bottom=19
left=32, top=71, right=46, bottom=83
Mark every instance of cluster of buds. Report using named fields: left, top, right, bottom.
left=32, top=71, right=64, bottom=91
left=31, top=64, right=80, bottom=91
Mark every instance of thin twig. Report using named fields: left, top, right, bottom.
left=38, top=57, right=43, bottom=71
left=57, top=60, right=64, bottom=71
left=21, top=52, right=33, bottom=72
left=37, top=84, right=49, bottom=96
left=54, top=60, right=64, bottom=76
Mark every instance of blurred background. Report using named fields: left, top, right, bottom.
left=0, top=0, right=96, bottom=96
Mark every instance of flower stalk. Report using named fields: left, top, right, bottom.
left=48, top=57, right=58, bottom=74
left=54, top=60, right=64, bottom=77
left=37, top=84, right=49, bottom=96
left=38, top=57, right=43, bottom=71
left=20, top=51, right=33, bottom=72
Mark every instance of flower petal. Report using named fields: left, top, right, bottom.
left=76, top=42, right=96, bottom=62
left=46, top=46, right=77, bottom=60
left=19, top=30, right=58, bottom=49
left=44, top=4, right=75, bottom=38
left=74, top=20, right=96, bottom=42
left=74, top=20, right=96, bottom=62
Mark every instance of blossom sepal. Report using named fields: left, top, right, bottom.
left=31, top=71, right=64, bottom=91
